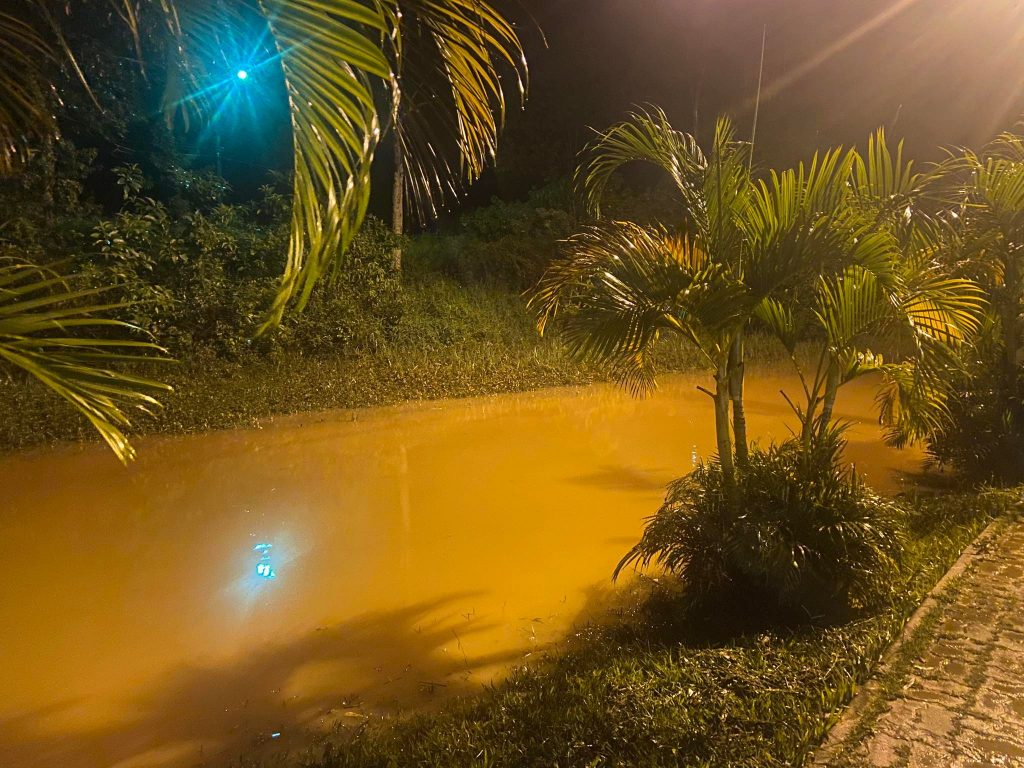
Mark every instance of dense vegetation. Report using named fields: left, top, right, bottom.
left=0, top=149, right=709, bottom=452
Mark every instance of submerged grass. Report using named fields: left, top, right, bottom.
left=0, top=278, right=786, bottom=454
left=293, top=491, right=1014, bottom=768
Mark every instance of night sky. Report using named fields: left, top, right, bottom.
left=490, top=0, right=1024, bottom=192
left=140, top=0, right=1024, bottom=212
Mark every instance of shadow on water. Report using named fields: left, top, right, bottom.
left=568, top=465, right=670, bottom=493
left=0, top=594, right=526, bottom=768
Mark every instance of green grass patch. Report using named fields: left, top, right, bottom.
left=0, top=277, right=786, bottom=454
left=292, top=491, right=1014, bottom=768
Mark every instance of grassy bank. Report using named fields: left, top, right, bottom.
left=288, top=491, right=1014, bottom=768
left=0, top=277, right=790, bottom=455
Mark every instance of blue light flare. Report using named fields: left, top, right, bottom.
left=236, top=69, right=249, bottom=81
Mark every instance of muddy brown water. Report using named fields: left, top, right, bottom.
left=0, top=372, right=922, bottom=768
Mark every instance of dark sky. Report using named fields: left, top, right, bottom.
left=489, top=0, right=1024, bottom=191
left=100, top=0, right=1024, bottom=210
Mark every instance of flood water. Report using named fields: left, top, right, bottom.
left=0, top=372, right=922, bottom=768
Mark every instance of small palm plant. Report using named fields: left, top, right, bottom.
left=758, top=130, right=984, bottom=449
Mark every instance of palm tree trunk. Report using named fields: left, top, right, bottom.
left=714, top=358, right=736, bottom=489
left=40, top=132, right=55, bottom=218
left=728, top=334, right=748, bottom=466
left=392, top=132, right=405, bottom=272
left=818, top=365, right=842, bottom=438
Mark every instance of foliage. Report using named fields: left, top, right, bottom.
left=0, top=259, right=170, bottom=461
left=410, top=183, right=576, bottom=288
left=298, top=492, right=1005, bottom=768
left=928, top=346, right=1024, bottom=485
left=533, top=110, right=984, bottom=493
left=616, top=426, right=908, bottom=617
left=1, top=0, right=529, bottom=328
left=1, top=161, right=402, bottom=361
left=924, top=130, right=1024, bottom=484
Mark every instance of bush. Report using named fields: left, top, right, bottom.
left=928, top=354, right=1024, bottom=485
left=408, top=183, right=576, bottom=289
left=616, top=427, right=908, bottom=619
left=280, top=217, right=405, bottom=355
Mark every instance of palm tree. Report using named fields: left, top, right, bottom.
left=0, top=0, right=526, bottom=459
left=758, top=130, right=985, bottom=449
left=532, top=111, right=983, bottom=486
left=531, top=108, right=858, bottom=488
left=942, top=131, right=1024, bottom=379
left=387, top=2, right=526, bottom=270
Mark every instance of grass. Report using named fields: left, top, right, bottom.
left=0, top=277, right=787, bottom=454
left=286, top=491, right=1016, bottom=768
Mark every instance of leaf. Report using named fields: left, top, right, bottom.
left=0, top=261, right=172, bottom=463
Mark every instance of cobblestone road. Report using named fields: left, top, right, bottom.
left=824, top=522, right=1024, bottom=767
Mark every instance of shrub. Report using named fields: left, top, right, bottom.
left=928, top=354, right=1024, bottom=485
left=81, top=166, right=405, bottom=359
left=616, top=426, right=908, bottom=619
left=409, top=183, right=576, bottom=289
left=280, top=217, right=405, bottom=355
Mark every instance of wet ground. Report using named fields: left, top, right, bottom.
left=821, top=521, right=1024, bottom=768
left=0, top=372, right=922, bottom=768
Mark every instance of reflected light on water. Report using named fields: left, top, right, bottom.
left=254, top=543, right=276, bottom=579
left=226, top=531, right=303, bottom=618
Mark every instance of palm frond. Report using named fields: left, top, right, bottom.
left=742, top=147, right=860, bottom=295
left=874, top=360, right=952, bottom=448
left=255, top=0, right=391, bottom=331
left=814, top=265, right=888, bottom=353
left=0, top=11, right=53, bottom=173
left=575, top=106, right=709, bottom=219
left=392, top=0, right=526, bottom=222
left=531, top=222, right=747, bottom=394
left=898, top=268, right=985, bottom=345
left=754, top=297, right=797, bottom=354
left=0, top=261, right=172, bottom=462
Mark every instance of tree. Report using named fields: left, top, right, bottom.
left=532, top=110, right=982, bottom=488
left=531, top=108, right=857, bottom=489
left=0, top=0, right=526, bottom=459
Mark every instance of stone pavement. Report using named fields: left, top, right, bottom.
left=819, top=520, right=1024, bottom=768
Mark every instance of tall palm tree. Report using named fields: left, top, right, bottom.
left=0, top=0, right=526, bottom=459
